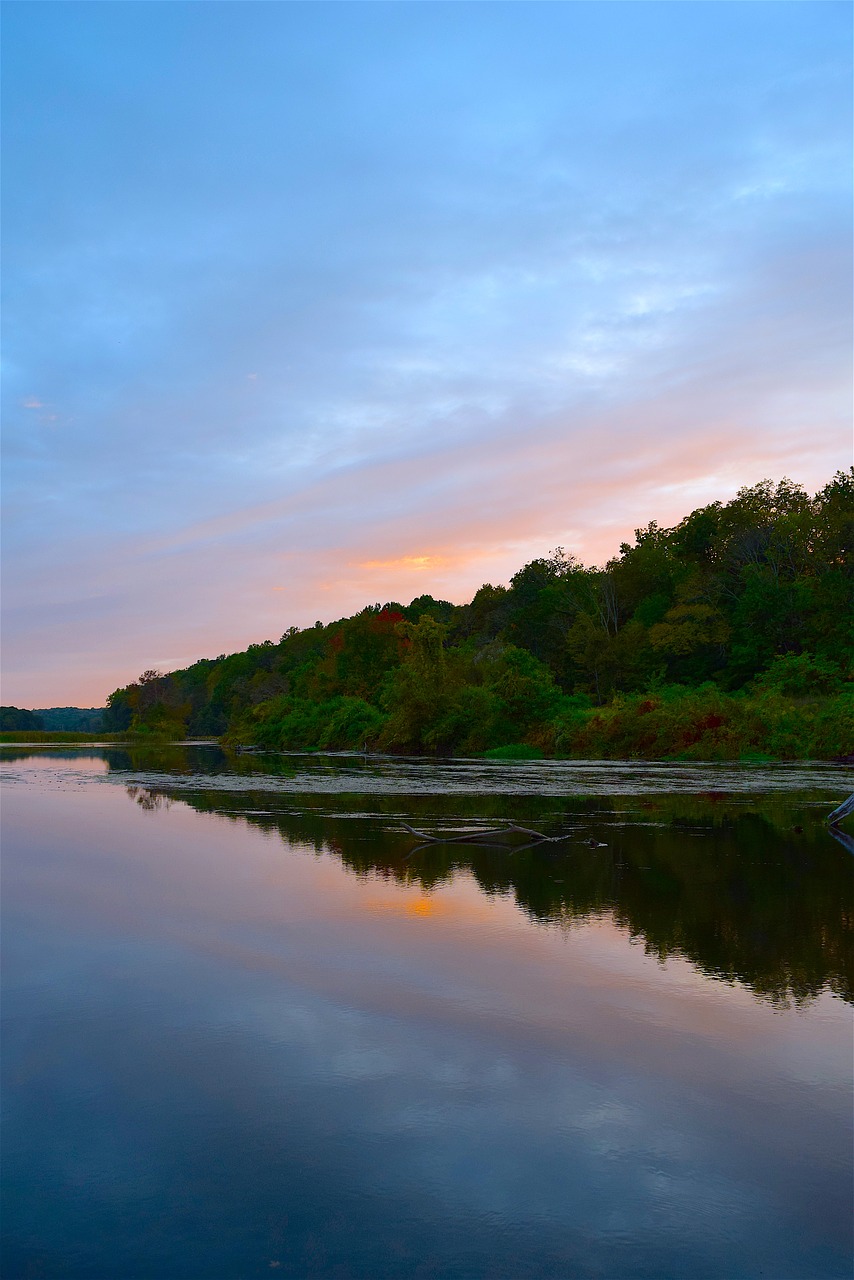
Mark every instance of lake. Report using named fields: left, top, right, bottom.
left=2, top=745, right=852, bottom=1279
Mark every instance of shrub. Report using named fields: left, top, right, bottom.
left=754, top=653, right=847, bottom=698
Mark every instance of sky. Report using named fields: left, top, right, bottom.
left=2, top=1, right=851, bottom=708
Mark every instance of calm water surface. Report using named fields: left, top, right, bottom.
left=2, top=746, right=852, bottom=1279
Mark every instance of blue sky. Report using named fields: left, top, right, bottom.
left=2, top=1, right=851, bottom=705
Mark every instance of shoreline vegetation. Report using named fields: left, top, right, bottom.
left=10, top=474, right=853, bottom=762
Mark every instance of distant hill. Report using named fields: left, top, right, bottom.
left=34, top=707, right=105, bottom=732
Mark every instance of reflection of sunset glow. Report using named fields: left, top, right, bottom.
left=406, top=896, right=435, bottom=917
left=358, top=875, right=509, bottom=927
left=363, top=890, right=443, bottom=919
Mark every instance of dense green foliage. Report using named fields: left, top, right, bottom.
left=105, top=474, right=854, bottom=758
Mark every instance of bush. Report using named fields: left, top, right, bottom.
left=238, top=695, right=386, bottom=752
left=754, top=653, right=847, bottom=697
left=562, top=686, right=750, bottom=760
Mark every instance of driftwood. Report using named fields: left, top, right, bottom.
left=827, top=792, right=854, bottom=827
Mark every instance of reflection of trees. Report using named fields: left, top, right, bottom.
left=5, top=744, right=847, bottom=1005
left=126, top=785, right=172, bottom=811
left=126, top=779, right=853, bottom=1008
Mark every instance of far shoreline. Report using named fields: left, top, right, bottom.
left=2, top=732, right=852, bottom=766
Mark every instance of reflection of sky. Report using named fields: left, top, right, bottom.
left=2, top=3, right=852, bottom=706
left=3, top=774, right=851, bottom=1278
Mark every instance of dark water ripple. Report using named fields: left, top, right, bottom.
left=2, top=745, right=852, bottom=797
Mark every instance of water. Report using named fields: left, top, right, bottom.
left=2, top=745, right=852, bottom=1279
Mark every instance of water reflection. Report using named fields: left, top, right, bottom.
left=3, top=745, right=851, bottom=1009
left=122, top=777, right=853, bottom=1010
left=3, top=748, right=852, bottom=1280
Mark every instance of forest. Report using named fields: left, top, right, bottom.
left=103, top=473, right=853, bottom=760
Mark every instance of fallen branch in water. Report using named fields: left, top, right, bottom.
left=401, top=821, right=555, bottom=845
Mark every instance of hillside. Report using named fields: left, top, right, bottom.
left=104, top=473, right=854, bottom=759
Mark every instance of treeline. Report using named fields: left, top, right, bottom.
left=104, top=473, right=854, bottom=759
left=0, top=706, right=105, bottom=733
